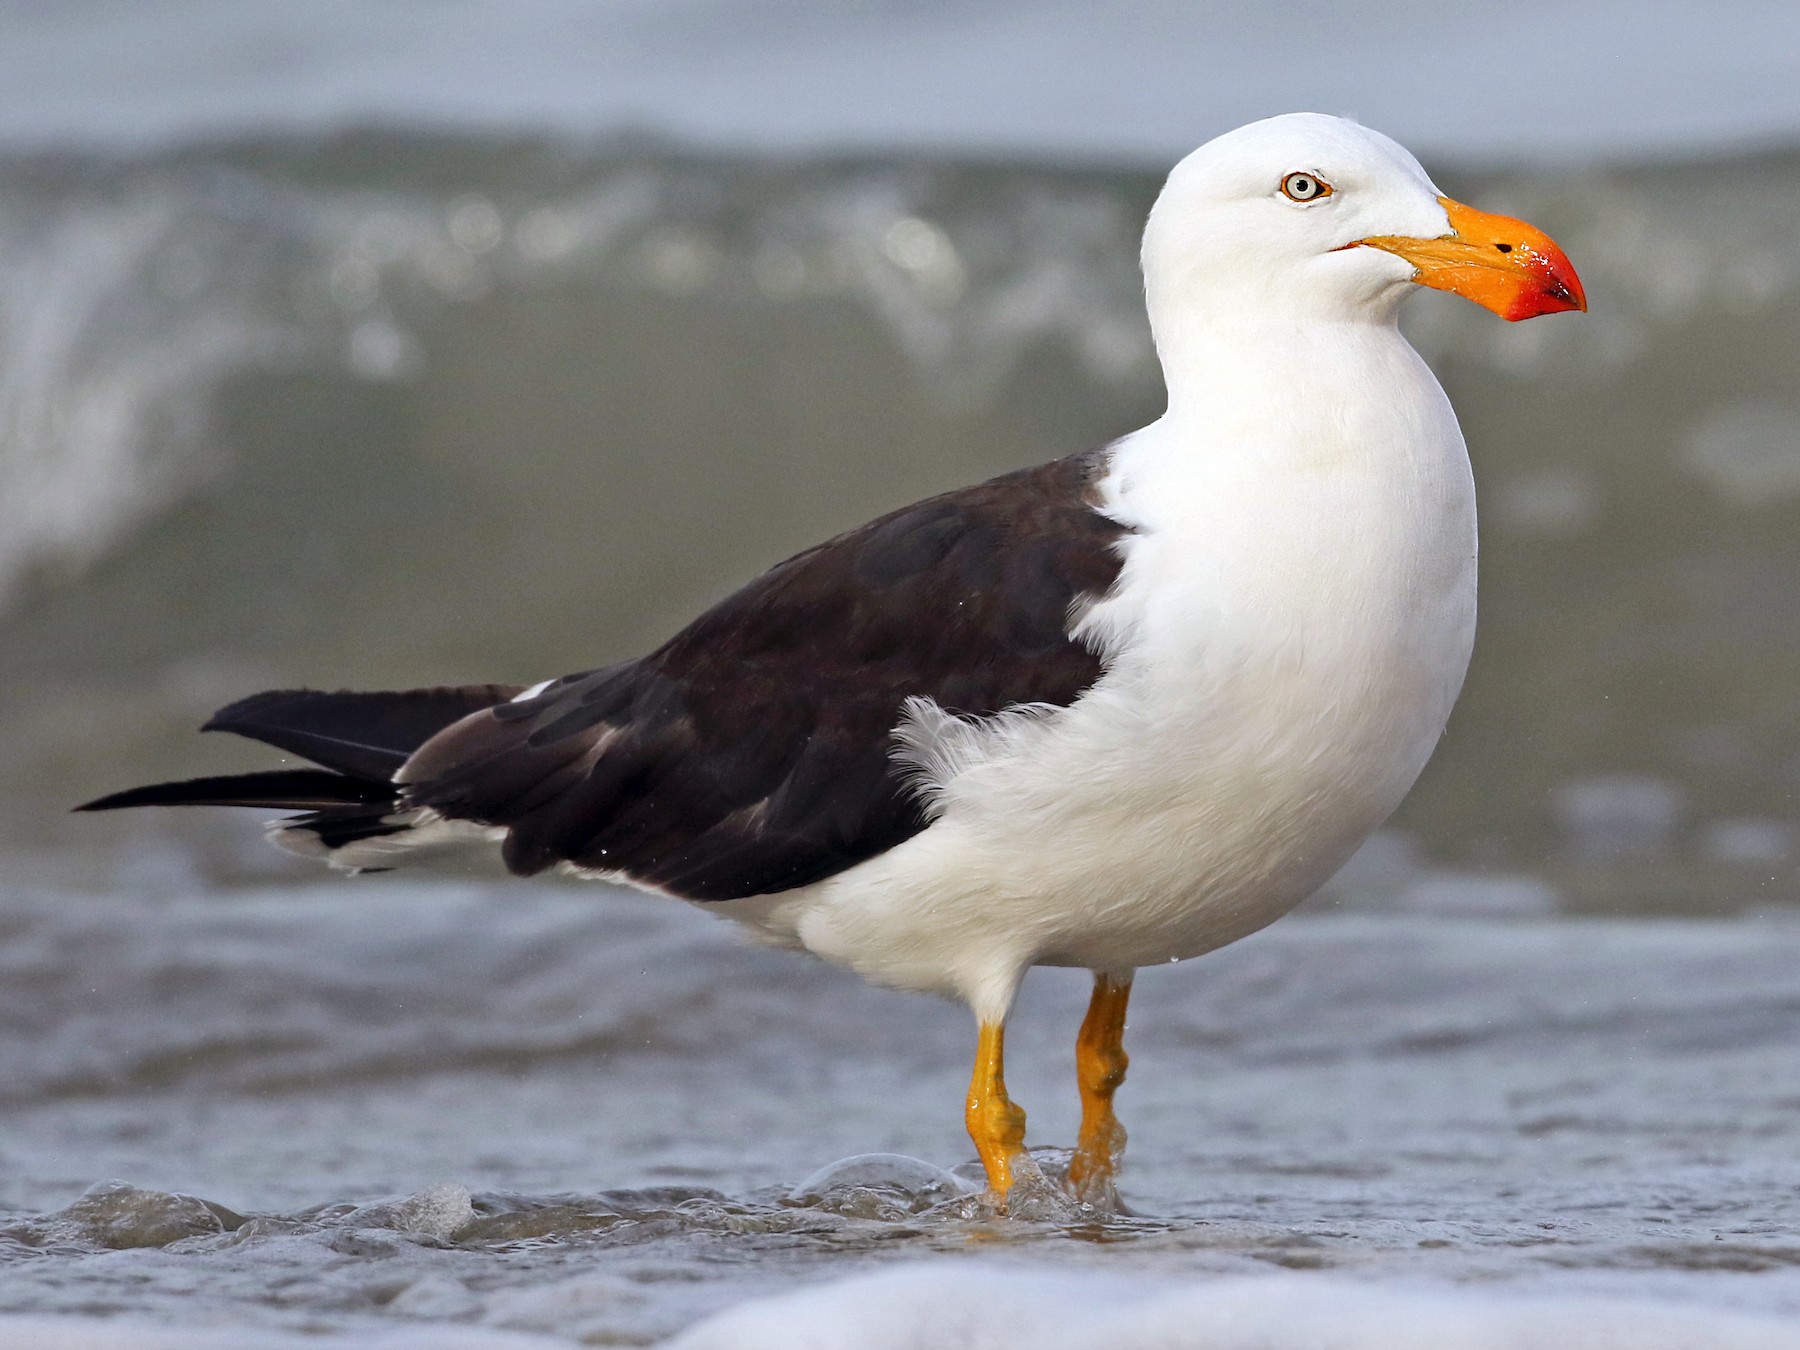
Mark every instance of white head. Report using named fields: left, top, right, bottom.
left=1142, top=113, right=1584, bottom=342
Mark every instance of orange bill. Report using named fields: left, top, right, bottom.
left=1349, top=197, right=1586, bottom=321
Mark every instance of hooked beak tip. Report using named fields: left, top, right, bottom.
left=1356, top=196, right=1586, bottom=321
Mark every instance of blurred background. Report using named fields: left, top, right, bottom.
left=8, top=3, right=1800, bottom=1344
left=8, top=0, right=1800, bottom=915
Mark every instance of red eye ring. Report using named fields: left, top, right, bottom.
left=1280, top=172, right=1333, bottom=203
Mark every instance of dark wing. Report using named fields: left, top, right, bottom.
left=400, top=450, right=1129, bottom=899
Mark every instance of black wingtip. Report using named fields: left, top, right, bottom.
left=73, top=783, right=191, bottom=812
left=73, top=770, right=395, bottom=814
left=74, top=786, right=176, bottom=813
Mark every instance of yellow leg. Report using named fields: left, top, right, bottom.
left=1067, top=971, right=1132, bottom=1207
left=965, top=1019, right=1029, bottom=1201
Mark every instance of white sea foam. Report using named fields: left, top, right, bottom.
left=0, top=186, right=286, bottom=611
left=14, top=1269, right=1795, bottom=1350
left=668, top=1265, right=1800, bottom=1350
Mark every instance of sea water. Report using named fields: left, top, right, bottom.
left=7, top=878, right=1800, bottom=1343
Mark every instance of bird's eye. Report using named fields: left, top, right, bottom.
left=1280, top=172, right=1333, bottom=203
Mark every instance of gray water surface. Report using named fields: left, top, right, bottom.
left=5, top=877, right=1800, bottom=1343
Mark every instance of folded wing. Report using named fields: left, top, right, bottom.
left=402, top=451, right=1128, bottom=899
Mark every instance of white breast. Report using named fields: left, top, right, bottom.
left=722, top=323, right=1477, bottom=1023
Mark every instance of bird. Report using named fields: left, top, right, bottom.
left=78, top=113, right=1585, bottom=1214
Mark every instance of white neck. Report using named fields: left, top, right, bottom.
left=1087, top=304, right=1477, bottom=697
left=1148, top=294, right=1410, bottom=425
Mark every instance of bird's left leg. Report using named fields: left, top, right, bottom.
left=1067, top=969, right=1133, bottom=1208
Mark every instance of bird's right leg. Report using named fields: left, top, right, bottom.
left=965, top=1018, right=1031, bottom=1204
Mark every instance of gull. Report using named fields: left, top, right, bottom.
left=81, top=113, right=1585, bottom=1212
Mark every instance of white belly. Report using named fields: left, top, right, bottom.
left=717, top=332, right=1478, bottom=1021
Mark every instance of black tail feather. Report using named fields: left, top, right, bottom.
left=284, top=805, right=413, bottom=851
left=77, top=682, right=522, bottom=832
left=75, top=769, right=394, bottom=813
left=201, top=685, right=523, bottom=781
